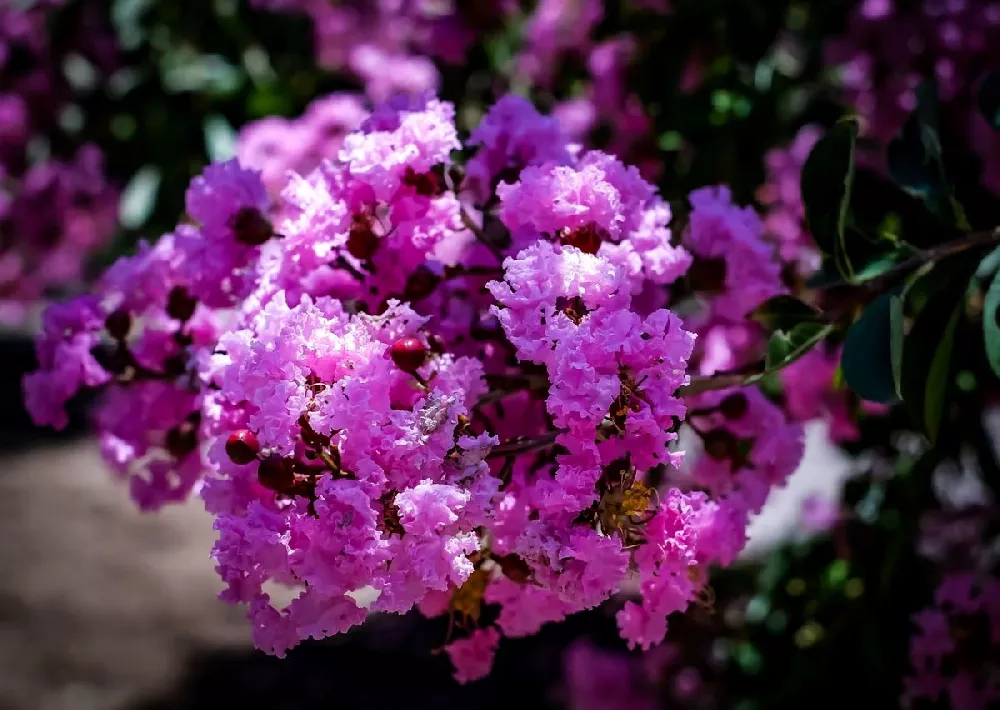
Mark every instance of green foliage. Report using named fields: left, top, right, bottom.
left=982, top=266, right=1000, bottom=378
left=898, top=258, right=977, bottom=444
left=886, top=81, right=966, bottom=228
left=762, top=322, right=834, bottom=375
left=800, top=118, right=858, bottom=279
left=841, top=291, right=899, bottom=404
left=749, top=295, right=824, bottom=332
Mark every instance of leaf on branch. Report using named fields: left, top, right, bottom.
left=899, top=256, right=976, bottom=444
left=890, top=294, right=904, bottom=400
left=983, top=270, right=1000, bottom=378
left=886, top=80, right=967, bottom=228
left=841, top=291, right=900, bottom=404
left=761, top=322, right=834, bottom=375
left=976, top=245, right=1000, bottom=281
left=748, top=295, right=824, bottom=332
left=801, top=117, right=859, bottom=281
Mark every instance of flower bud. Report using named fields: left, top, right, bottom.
left=226, top=429, right=260, bottom=465
left=257, top=454, right=295, bottom=492
left=391, top=337, right=428, bottom=374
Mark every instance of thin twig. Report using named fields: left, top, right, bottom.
left=824, top=227, right=1000, bottom=295
left=488, top=429, right=565, bottom=459
left=461, top=207, right=505, bottom=260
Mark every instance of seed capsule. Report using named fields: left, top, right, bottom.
left=257, top=454, right=295, bottom=492
left=390, top=337, right=428, bottom=374
left=226, top=429, right=260, bottom=465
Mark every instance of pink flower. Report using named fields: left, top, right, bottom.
left=444, top=626, right=501, bottom=684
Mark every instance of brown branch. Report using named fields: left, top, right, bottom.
left=825, top=227, right=1000, bottom=295
left=461, top=207, right=505, bottom=260
left=487, top=429, right=565, bottom=459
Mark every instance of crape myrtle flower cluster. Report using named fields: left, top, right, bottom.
left=23, top=92, right=808, bottom=682
left=0, top=1, right=120, bottom=320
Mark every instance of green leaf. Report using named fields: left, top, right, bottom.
left=749, top=295, right=823, bottom=332
left=923, top=306, right=961, bottom=444
left=977, top=70, right=1000, bottom=132
left=841, top=291, right=899, bottom=404
left=890, top=295, right=904, bottom=400
left=899, top=256, right=976, bottom=443
left=886, top=80, right=967, bottom=228
left=976, top=246, right=1000, bottom=281
left=852, top=248, right=913, bottom=282
left=801, top=117, right=859, bottom=280
left=983, top=271, right=1000, bottom=378
left=761, top=322, right=834, bottom=374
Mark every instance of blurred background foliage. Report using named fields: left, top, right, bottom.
left=57, top=0, right=861, bottom=255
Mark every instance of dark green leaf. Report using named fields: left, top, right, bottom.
left=977, top=70, right=1000, bottom=132
left=762, top=322, right=833, bottom=374
left=923, top=307, right=961, bottom=444
left=804, top=265, right=842, bottom=289
left=749, top=295, right=824, bottom=332
left=976, top=246, right=1000, bottom=281
left=841, top=292, right=899, bottom=404
left=801, top=118, right=859, bottom=280
left=899, top=256, right=976, bottom=443
left=852, top=248, right=913, bottom=283
left=886, top=81, right=967, bottom=228
left=890, top=295, right=904, bottom=400
left=983, top=270, right=1000, bottom=378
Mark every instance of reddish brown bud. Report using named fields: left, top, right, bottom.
left=719, top=393, right=749, bottom=420
left=257, top=454, right=295, bottom=492
left=402, top=165, right=445, bottom=197
left=687, top=257, right=728, bottom=293
left=230, top=206, right=274, bottom=246
left=559, top=223, right=604, bottom=255
left=347, top=217, right=379, bottom=260
left=105, top=309, right=132, bottom=341
left=226, top=429, right=260, bottom=465
left=702, top=428, right=737, bottom=461
left=166, top=286, right=198, bottom=322
left=165, top=425, right=197, bottom=459
left=390, top=337, right=428, bottom=374
left=403, top=266, right=441, bottom=302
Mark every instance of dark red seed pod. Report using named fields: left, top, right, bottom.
left=105, top=309, right=132, bottom=341
left=166, top=286, right=198, bottom=322
left=687, top=257, right=728, bottom=293
left=559, top=223, right=604, bottom=255
left=165, top=425, right=198, bottom=459
left=347, top=217, right=379, bottom=260
left=719, top=393, right=749, bottom=421
left=390, top=337, right=428, bottom=374
left=226, top=429, right=260, bottom=465
left=230, top=206, right=274, bottom=246
left=257, top=454, right=295, bottom=492
left=403, top=266, right=441, bottom=302
left=702, top=428, right=737, bottom=461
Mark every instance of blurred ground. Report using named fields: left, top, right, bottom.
left=0, top=441, right=248, bottom=710
left=0, top=424, right=851, bottom=710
